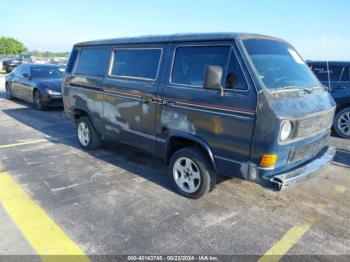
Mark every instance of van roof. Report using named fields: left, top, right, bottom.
left=74, top=33, right=284, bottom=47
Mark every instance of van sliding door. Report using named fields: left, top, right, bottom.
left=102, top=45, right=165, bottom=153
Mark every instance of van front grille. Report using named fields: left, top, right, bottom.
left=294, top=110, right=334, bottom=138
left=288, top=137, right=328, bottom=164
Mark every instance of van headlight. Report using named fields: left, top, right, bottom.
left=280, top=121, right=293, bottom=141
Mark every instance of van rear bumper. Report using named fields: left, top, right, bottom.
left=263, top=146, right=336, bottom=190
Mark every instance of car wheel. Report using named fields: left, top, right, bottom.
left=169, top=147, right=216, bottom=199
left=33, top=90, right=46, bottom=111
left=334, top=107, right=350, bottom=139
left=5, top=83, right=14, bottom=100
left=76, top=116, right=101, bottom=150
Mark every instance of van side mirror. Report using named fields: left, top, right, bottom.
left=204, top=66, right=224, bottom=96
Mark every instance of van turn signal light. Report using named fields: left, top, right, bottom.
left=260, top=154, right=278, bottom=168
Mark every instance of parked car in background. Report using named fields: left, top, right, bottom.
left=63, top=33, right=336, bottom=198
left=2, top=54, right=33, bottom=73
left=33, top=58, right=47, bottom=64
left=308, top=61, right=350, bottom=139
left=58, top=63, right=66, bottom=72
left=5, top=64, right=63, bottom=110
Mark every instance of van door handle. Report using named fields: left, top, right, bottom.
left=163, top=100, right=176, bottom=106
left=141, top=96, right=154, bottom=104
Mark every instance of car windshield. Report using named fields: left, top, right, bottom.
left=31, top=67, right=63, bottom=79
left=15, top=55, right=30, bottom=60
left=243, top=38, right=319, bottom=90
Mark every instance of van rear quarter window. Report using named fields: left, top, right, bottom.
left=111, top=49, right=161, bottom=80
left=171, top=46, right=230, bottom=87
left=75, top=48, right=110, bottom=77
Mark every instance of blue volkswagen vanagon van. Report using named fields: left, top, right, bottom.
left=307, top=61, right=350, bottom=139
left=62, top=33, right=336, bottom=198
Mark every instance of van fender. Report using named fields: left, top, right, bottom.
left=166, top=130, right=218, bottom=173
left=70, top=95, right=96, bottom=120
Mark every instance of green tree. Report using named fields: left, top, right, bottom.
left=0, top=37, right=27, bottom=55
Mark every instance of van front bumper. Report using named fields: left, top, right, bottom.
left=262, top=146, right=336, bottom=190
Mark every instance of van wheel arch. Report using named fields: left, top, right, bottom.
left=165, top=133, right=217, bottom=173
left=73, top=109, right=89, bottom=121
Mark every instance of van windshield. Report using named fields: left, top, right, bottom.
left=243, top=39, right=319, bottom=90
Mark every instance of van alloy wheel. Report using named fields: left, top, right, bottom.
left=169, top=147, right=215, bottom=199
left=76, top=116, right=101, bottom=150
left=173, top=157, right=202, bottom=194
left=77, top=122, right=90, bottom=146
left=337, top=110, right=350, bottom=136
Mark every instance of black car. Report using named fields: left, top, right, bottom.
left=2, top=54, right=33, bottom=73
left=307, top=61, right=350, bottom=139
left=5, top=64, right=63, bottom=110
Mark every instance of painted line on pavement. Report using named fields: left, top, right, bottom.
left=0, top=171, right=90, bottom=262
left=0, top=135, right=76, bottom=149
left=258, top=186, right=346, bottom=262
left=0, top=138, right=52, bottom=149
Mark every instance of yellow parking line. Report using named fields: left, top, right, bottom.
left=0, top=171, right=90, bottom=262
left=258, top=186, right=347, bottom=262
left=0, top=139, right=50, bottom=149
left=257, top=220, right=315, bottom=262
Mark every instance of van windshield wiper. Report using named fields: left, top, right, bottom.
left=271, top=86, right=302, bottom=94
left=271, top=86, right=317, bottom=94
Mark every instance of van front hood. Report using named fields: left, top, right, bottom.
left=249, top=87, right=336, bottom=172
left=266, top=88, right=336, bottom=119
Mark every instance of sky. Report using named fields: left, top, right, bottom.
left=0, top=0, right=349, bottom=60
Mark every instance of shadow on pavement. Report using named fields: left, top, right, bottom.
left=1, top=106, right=176, bottom=195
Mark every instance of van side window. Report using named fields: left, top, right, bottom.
left=171, top=46, right=230, bottom=87
left=111, top=49, right=161, bottom=80
left=75, top=48, right=110, bottom=77
left=225, top=51, right=248, bottom=90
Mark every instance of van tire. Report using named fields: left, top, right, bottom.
left=169, top=147, right=216, bottom=199
left=76, top=116, right=101, bottom=150
left=334, top=107, right=350, bottom=139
